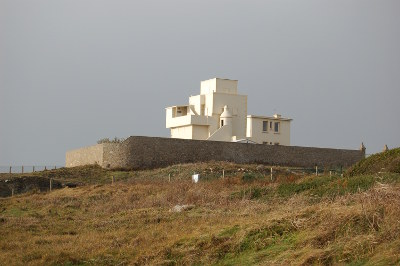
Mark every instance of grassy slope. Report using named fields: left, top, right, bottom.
left=1, top=160, right=400, bottom=265
left=347, top=148, right=400, bottom=176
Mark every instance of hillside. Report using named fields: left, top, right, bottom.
left=347, top=147, right=400, bottom=176
left=1, top=159, right=400, bottom=265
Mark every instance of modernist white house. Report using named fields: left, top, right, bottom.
left=166, top=78, right=292, bottom=145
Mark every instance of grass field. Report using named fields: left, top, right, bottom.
left=1, top=151, right=400, bottom=265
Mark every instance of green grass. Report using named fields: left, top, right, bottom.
left=276, top=174, right=382, bottom=199
left=219, top=225, right=240, bottom=238
left=347, top=147, right=400, bottom=176
left=218, top=229, right=299, bottom=265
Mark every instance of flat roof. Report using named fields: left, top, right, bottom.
left=247, top=115, right=293, bottom=121
left=165, top=105, right=189, bottom=109
left=204, top=77, right=238, bottom=81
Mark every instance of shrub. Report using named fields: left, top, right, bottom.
left=97, top=137, right=125, bottom=144
left=242, top=173, right=257, bottom=182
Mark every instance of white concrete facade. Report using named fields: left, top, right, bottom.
left=166, top=78, right=292, bottom=145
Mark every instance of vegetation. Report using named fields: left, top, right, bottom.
left=1, top=151, right=400, bottom=265
left=97, top=137, right=126, bottom=144
left=347, top=147, right=400, bottom=176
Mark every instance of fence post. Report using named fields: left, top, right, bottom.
left=168, top=174, right=171, bottom=182
left=329, top=171, right=332, bottom=177
left=11, top=188, right=14, bottom=197
left=222, top=169, right=225, bottom=179
left=111, top=176, right=115, bottom=185
left=315, top=166, right=318, bottom=176
left=270, top=167, right=273, bottom=181
left=50, top=178, right=53, bottom=192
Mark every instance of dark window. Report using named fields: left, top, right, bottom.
left=221, top=120, right=224, bottom=127
left=274, top=122, right=280, bottom=133
left=262, top=121, right=268, bottom=132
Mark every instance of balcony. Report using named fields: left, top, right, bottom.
left=166, top=114, right=210, bottom=128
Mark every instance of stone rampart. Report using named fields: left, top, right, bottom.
left=66, top=144, right=104, bottom=167
left=66, top=136, right=365, bottom=169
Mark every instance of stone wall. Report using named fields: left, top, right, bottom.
left=66, top=136, right=365, bottom=169
left=65, top=144, right=104, bottom=167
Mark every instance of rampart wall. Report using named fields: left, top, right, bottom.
left=66, top=144, right=104, bottom=167
left=66, top=136, right=365, bottom=169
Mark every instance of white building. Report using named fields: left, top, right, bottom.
left=166, top=78, right=292, bottom=145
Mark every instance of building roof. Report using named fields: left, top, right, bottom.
left=211, top=77, right=238, bottom=81
left=247, top=115, right=293, bottom=121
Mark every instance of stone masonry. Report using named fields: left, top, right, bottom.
left=66, top=136, right=365, bottom=170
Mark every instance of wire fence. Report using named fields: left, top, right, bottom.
left=0, top=166, right=64, bottom=174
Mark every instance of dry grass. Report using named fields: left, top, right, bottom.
left=1, top=163, right=400, bottom=265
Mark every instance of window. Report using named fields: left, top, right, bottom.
left=262, top=121, right=268, bottom=132
left=270, top=121, right=273, bottom=129
left=221, top=120, right=224, bottom=127
left=274, top=122, right=280, bottom=133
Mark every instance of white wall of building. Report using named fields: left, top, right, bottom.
left=212, top=93, right=247, bottom=139
left=247, top=115, right=291, bottom=145
left=192, top=125, right=209, bottom=140
left=170, top=125, right=192, bottom=139
left=200, top=78, right=238, bottom=95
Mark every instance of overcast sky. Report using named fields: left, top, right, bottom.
left=0, top=0, right=399, bottom=165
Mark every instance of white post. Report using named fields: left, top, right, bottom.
left=222, top=169, right=225, bottom=179
left=270, top=167, right=273, bottom=181
left=315, top=166, right=318, bottom=176
left=329, top=171, right=332, bottom=177
left=168, top=174, right=171, bottom=182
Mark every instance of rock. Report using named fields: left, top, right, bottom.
left=64, top=182, right=78, bottom=188
left=256, top=165, right=265, bottom=171
left=170, top=204, right=195, bottom=213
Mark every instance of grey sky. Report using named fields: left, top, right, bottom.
left=1, top=0, right=399, bottom=165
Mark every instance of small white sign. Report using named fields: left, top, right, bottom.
left=192, top=174, right=199, bottom=183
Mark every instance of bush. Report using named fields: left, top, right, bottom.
left=242, top=172, right=257, bottom=182
left=97, top=137, right=125, bottom=144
